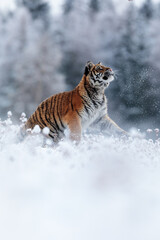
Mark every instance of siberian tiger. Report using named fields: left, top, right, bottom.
left=24, top=61, right=126, bottom=142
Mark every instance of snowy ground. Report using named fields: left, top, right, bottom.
left=0, top=115, right=160, bottom=240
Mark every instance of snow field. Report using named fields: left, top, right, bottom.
left=0, top=120, right=160, bottom=240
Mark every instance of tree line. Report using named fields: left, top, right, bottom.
left=0, top=0, right=159, bottom=130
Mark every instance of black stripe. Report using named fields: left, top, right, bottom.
left=84, top=104, right=90, bottom=115
left=84, top=80, right=99, bottom=108
left=30, top=115, right=35, bottom=126
left=90, top=72, right=95, bottom=81
left=70, top=92, right=74, bottom=111
left=57, top=94, right=65, bottom=129
left=102, top=95, right=105, bottom=105
left=76, top=110, right=82, bottom=118
left=38, top=105, right=48, bottom=128
left=53, top=96, right=63, bottom=133
left=84, top=78, right=92, bottom=100
left=60, top=94, right=65, bottom=127
left=34, top=111, right=44, bottom=129
left=92, top=86, right=98, bottom=95
left=90, top=96, right=99, bottom=108
left=91, top=73, right=101, bottom=84
left=41, top=102, right=45, bottom=109
left=49, top=96, right=60, bottom=132
left=49, top=133, right=54, bottom=139
left=80, top=95, right=91, bottom=108
left=95, top=116, right=103, bottom=124
left=50, top=96, right=54, bottom=112
left=44, top=101, right=58, bottom=133
left=50, top=129, right=55, bottom=134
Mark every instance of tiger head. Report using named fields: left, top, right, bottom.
left=84, top=61, right=114, bottom=89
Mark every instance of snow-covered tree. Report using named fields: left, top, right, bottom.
left=0, top=8, right=65, bottom=119
left=61, top=0, right=100, bottom=87
left=96, top=0, right=117, bottom=66
left=140, top=0, right=154, bottom=20
left=110, top=4, right=158, bottom=126
left=63, top=0, right=75, bottom=15
left=89, top=0, right=100, bottom=13
left=61, top=0, right=116, bottom=88
left=16, top=0, right=50, bottom=27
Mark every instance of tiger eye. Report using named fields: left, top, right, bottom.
left=96, top=67, right=103, bottom=71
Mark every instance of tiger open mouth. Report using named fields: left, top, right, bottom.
left=103, top=72, right=114, bottom=81
left=103, top=76, right=108, bottom=80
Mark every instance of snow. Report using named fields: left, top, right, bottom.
left=7, top=111, right=12, bottom=117
left=42, top=126, right=50, bottom=135
left=32, top=124, right=41, bottom=134
left=0, top=121, right=160, bottom=240
left=19, top=112, right=27, bottom=124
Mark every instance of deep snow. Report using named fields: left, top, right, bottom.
left=0, top=117, right=160, bottom=240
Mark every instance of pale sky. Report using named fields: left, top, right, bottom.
left=0, top=0, right=159, bottom=14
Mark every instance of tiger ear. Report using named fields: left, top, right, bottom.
left=98, top=62, right=102, bottom=65
left=84, top=61, right=94, bottom=76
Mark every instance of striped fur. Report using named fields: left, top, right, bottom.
left=24, top=61, right=126, bottom=141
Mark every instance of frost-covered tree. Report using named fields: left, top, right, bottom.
left=0, top=8, right=65, bottom=119
left=148, top=1, right=160, bottom=70
left=147, top=3, right=160, bottom=125
left=97, top=0, right=117, bottom=66
left=110, top=4, right=158, bottom=126
left=140, top=0, right=154, bottom=20
left=61, top=0, right=116, bottom=88
left=0, top=9, right=28, bottom=117
left=89, top=0, right=100, bottom=13
left=156, top=2, right=160, bottom=18
left=16, top=0, right=50, bottom=26
left=63, top=0, right=75, bottom=15
left=61, top=0, right=100, bottom=88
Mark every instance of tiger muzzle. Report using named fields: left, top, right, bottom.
left=103, top=70, right=114, bottom=80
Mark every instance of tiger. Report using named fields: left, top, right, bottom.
left=24, top=61, right=126, bottom=142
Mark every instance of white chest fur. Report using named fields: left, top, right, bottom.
left=81, top=101, right=107, bottom=130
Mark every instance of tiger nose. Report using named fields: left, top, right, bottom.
left=108, top=68, right=112, bottom=71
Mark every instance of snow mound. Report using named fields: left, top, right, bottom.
left=0, top=120, right=160, bottom=240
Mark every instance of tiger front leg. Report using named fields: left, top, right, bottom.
left=66, top=113, right=82, bottom=142
left=98, top=115, right=127, bottom=137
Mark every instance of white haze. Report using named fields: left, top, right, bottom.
left=0, top=116, right=160, bottom=240
left=0, top=0, right=160, bottom=13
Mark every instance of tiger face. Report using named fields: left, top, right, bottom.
left=84, top=61, right=114, bottom=89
